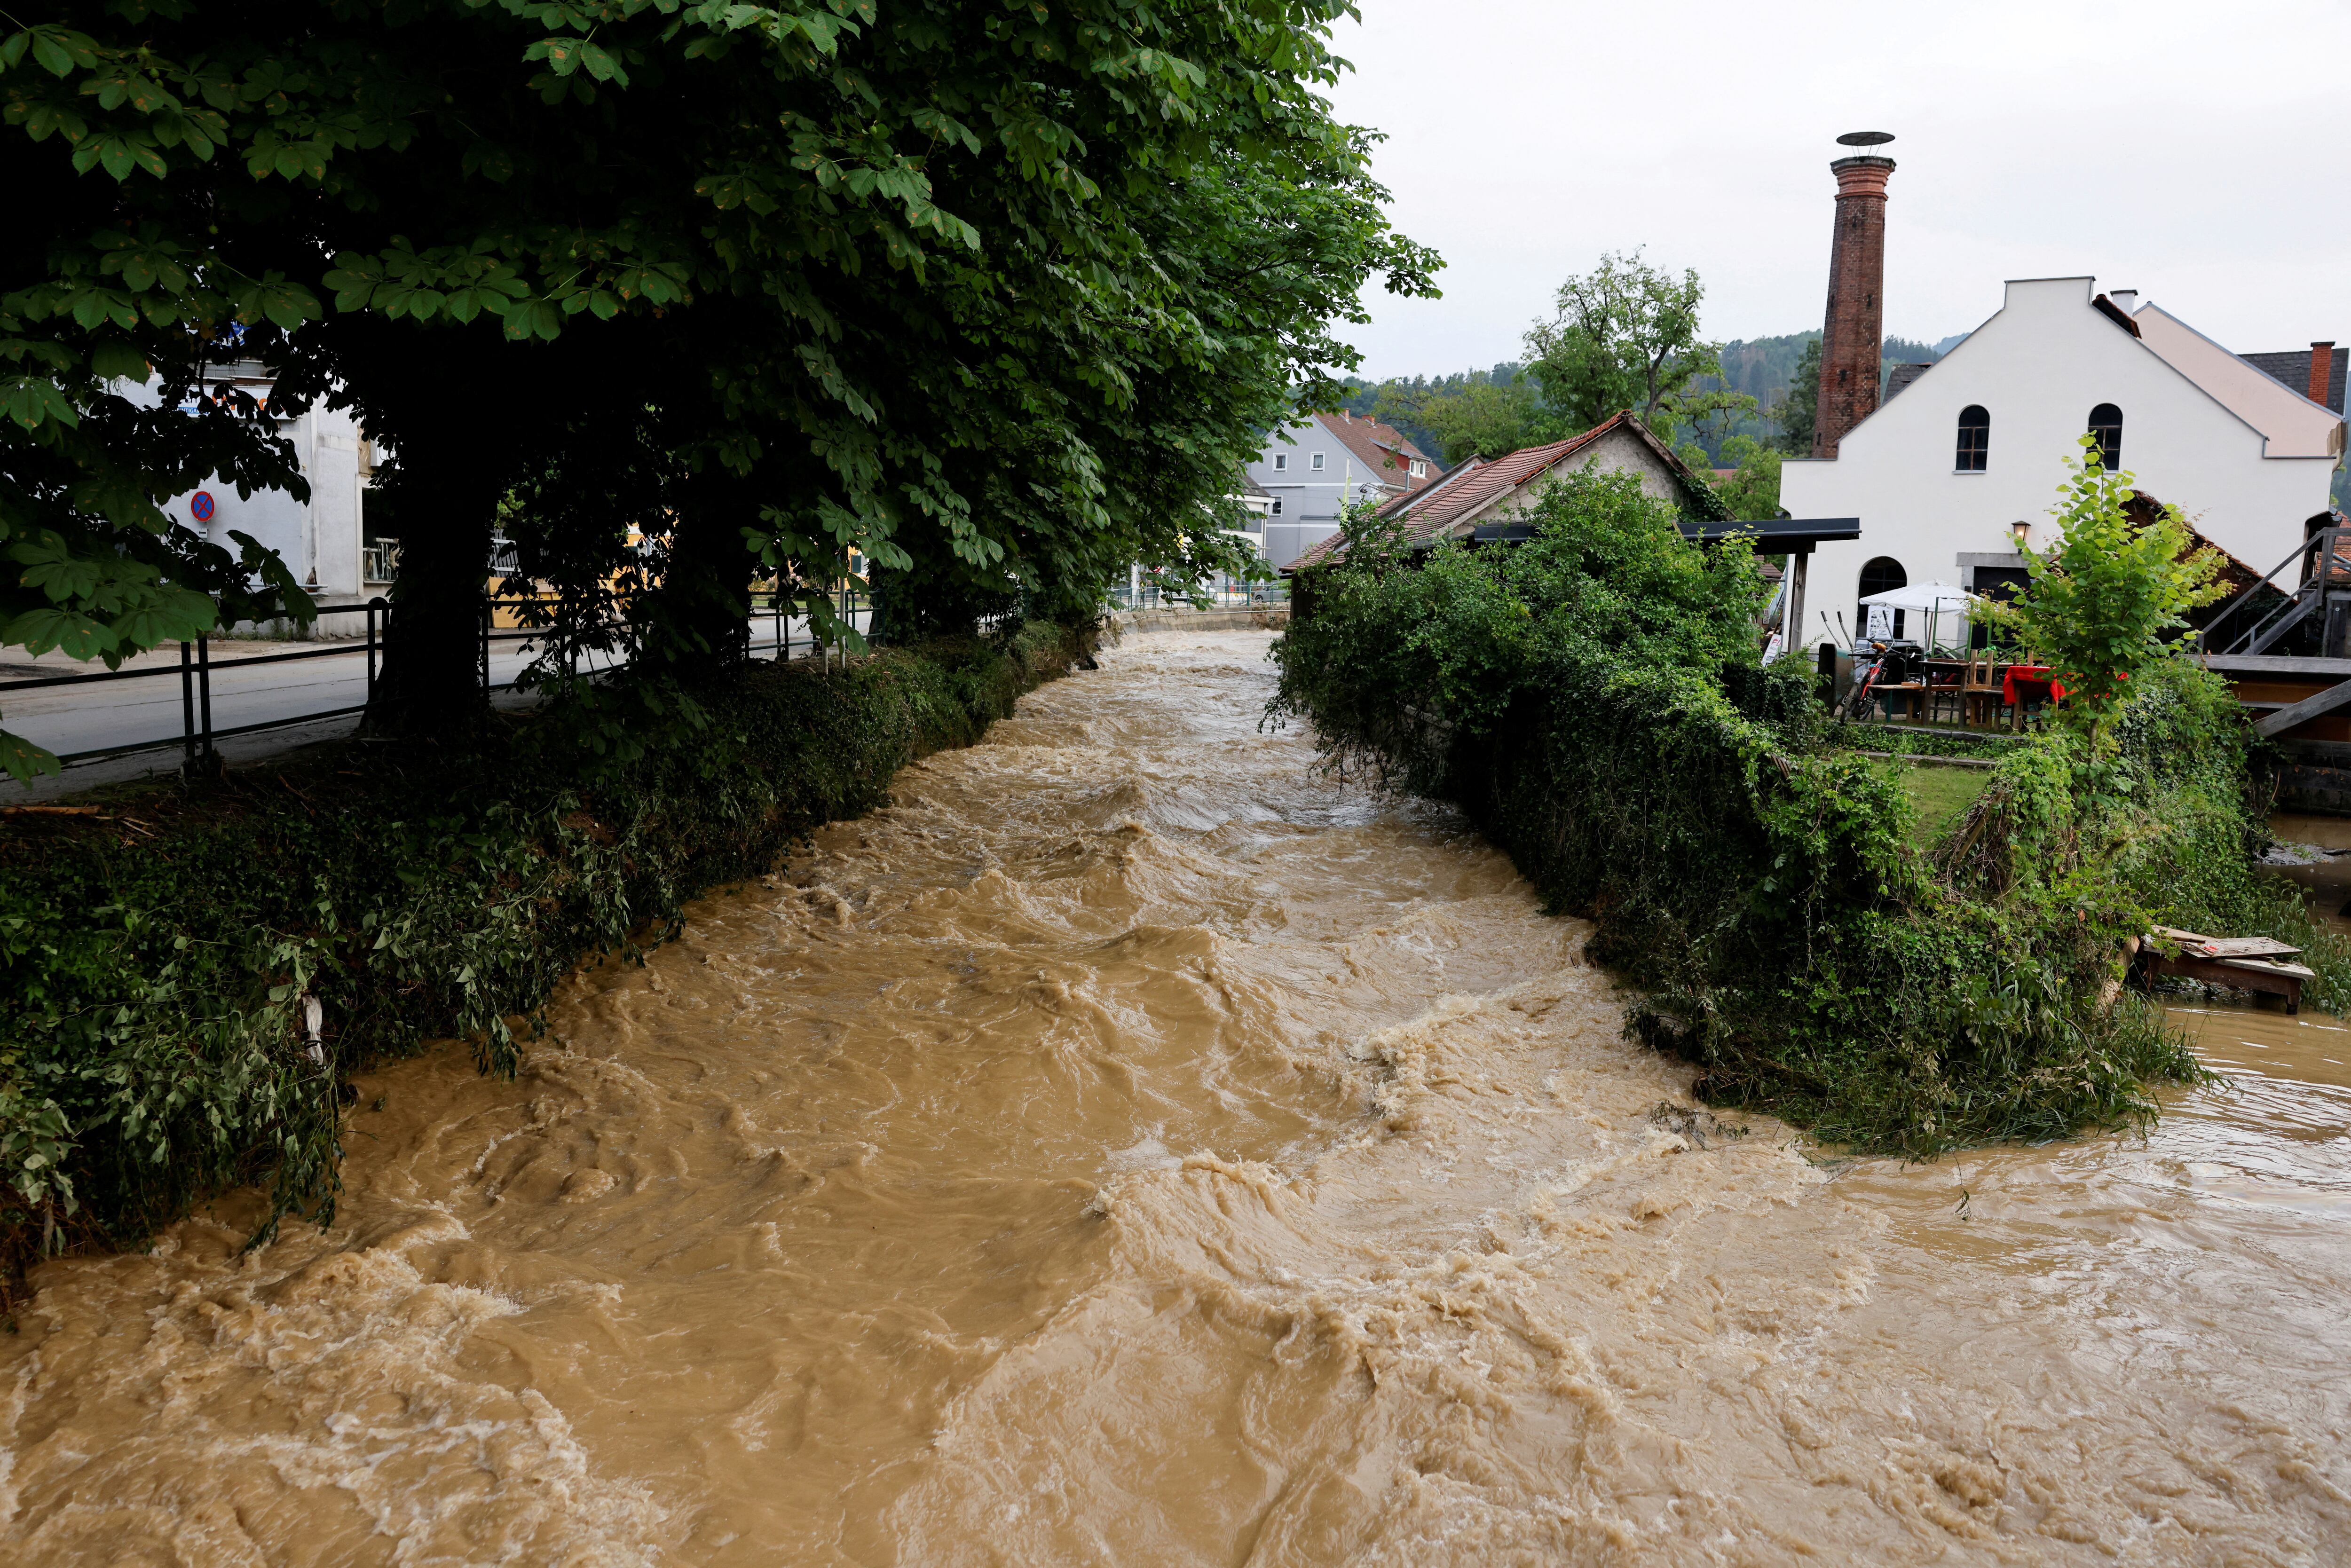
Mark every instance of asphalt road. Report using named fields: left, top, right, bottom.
left=0, top=614, right=862, bottom=792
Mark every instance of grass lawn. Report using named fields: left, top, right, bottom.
left=1898, top=764, right=1995, bottom=848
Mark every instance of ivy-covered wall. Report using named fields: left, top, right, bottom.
left=0, top=623, right=1086, bottom=1297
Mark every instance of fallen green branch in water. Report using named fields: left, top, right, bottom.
left=0, top=623, right=1088, bottom=1300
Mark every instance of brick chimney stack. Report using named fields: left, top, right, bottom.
left=2309, top=341, right=2335, bottom=406
left=1813, top=152, right=1896, bottom=459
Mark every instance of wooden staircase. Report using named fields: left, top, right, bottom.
left=2201, top=525, right=2351, bottom=745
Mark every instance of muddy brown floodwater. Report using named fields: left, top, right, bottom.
left=4, top=630, right=2349, bottom=1566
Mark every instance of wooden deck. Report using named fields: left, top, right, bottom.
left=2201, top=654, right=2351, bottom=812
left=2202, top=654, right=2351, bottom=744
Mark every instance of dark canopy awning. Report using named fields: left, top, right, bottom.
left=1464, top=516, right=1859, bottom=552
left=1677, top=517, right=1860, bottom=554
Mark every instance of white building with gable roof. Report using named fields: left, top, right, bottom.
left=1781, top=276, right=2344, bottom=651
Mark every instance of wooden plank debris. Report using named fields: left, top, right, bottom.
left=2150, top=925, right=2302, bottom=960
left=2144, top=926, right=2313, bottom=1012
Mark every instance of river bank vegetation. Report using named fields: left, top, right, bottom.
left=1273, top=447, right=2322, bottom=1152
left=2, top=2, right=1429, bottom=1285
left=0, top=624, right=1082, bottom=1304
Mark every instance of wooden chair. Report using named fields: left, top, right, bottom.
left=1926, top=661, right=1967, bottom=725
left=1959, top=652, right=2002, bottom=728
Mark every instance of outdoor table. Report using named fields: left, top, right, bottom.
left=1874, top=681, right=1928, bottom=722
left=1922, top=658, right=2025, bottom=725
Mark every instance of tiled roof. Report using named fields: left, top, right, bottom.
left=1389, top=433, right=1596, bottom=536
left=2240, top=349, right=2348, bottom=413
left=1284, top=529, right=1347, bottom=573
left=1882, top=362, right=1935, bottom=403
left=1374, top=454, right=1482, bottom=519
left=1286, top=413, right=1727, bottom=572
left=1388, top=411, right=1724, bottom=536
left=1314, top=410, right=1440, bottom=495
left=2119, top=487, right=2270, bottom=596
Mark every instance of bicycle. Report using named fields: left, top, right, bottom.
left=1836, top=638, right=1923, bottom=722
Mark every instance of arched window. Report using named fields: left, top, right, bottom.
left=1956, top=405, right=1990, bottom=472
left=1858, top=556, right=1908, bottom=640
left=2087, top=403, right=2122, bottom=470
left=1859, top=557, right=1907, bottom=599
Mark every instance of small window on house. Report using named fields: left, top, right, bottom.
left=1956, top=406, right=1989, bottom=471
left=1311, top=452, right=1325, bottom=471
left=1270, top=498, right=1282, bottom=515
left=1272, top=453, right=1287, bottom=471
left=2087, top=403, right=2122, bottom=470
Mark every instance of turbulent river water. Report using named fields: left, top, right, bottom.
left=4, top=629, right=2349, bottom=1566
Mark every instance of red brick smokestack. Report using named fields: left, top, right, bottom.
left=2308, top=341, right=2335, bottom=406
left=1813, top=152, right=1896, bottom=459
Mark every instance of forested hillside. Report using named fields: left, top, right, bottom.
left=1698, top=332, right=1957, bottom=452
left=1348, top=329, right=1964, bottom=468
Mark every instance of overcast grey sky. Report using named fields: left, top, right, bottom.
left=1322, top=0, right=2351, bottom=379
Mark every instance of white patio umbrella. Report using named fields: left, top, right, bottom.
left=1857, top=581, right=1977, bottom=648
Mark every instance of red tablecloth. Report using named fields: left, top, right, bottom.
left=2001, top=665, right=2067, bottom=705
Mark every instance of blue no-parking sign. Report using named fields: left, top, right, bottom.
left=190, top=491, right=215, bottom=523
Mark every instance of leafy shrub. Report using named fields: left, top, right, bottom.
left=1275, top=471, right=2212, bottom=1153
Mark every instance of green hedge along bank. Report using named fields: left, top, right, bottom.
left=1272, top=470, right=2341, bottom=1153
left=0, top=623, right=1088, bottom=1300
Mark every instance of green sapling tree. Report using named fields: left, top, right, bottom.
left=1996, top=435, right=2226, bottom=749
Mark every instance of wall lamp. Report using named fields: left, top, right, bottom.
left=2010, top=519, right=2030, bottom=546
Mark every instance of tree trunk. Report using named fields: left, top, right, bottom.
left=362, top=394, right=508, bottom=735
left=638, top=462, right=760, bottom=681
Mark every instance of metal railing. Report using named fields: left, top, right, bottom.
left=754, top=586, right=869, bottom=668
left=0, top=599, right=397, bottom=775
left=2199, top=526, right=2350, bottom=656
left=3, top=590, right=874, bottom=777
left=1109, top=579, right=1289, bottom=612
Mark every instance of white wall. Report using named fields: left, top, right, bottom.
left=1264, top=520, right=1339, bottom=568
left=1782, top=276, right=2338, bottom=651
left=145, top=379, right=371, bottom=627
left=161, top=405, right=363, bottom=592
left=306, top=410, right=366, bottom=598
